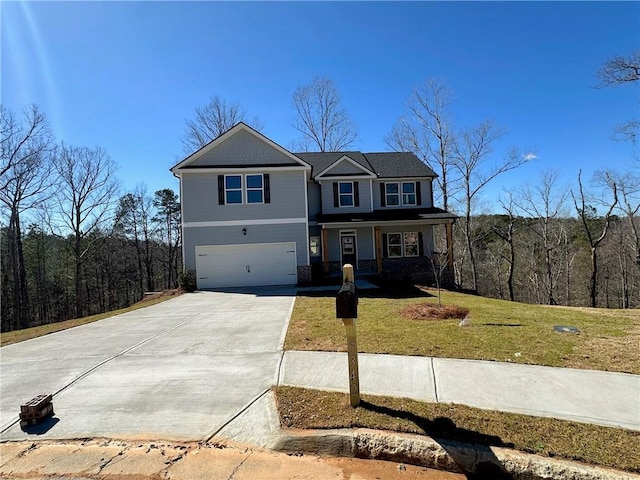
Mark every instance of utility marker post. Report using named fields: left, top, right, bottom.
left=336, top=264, right=360, bottom=407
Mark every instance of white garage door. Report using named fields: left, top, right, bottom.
left=195, top=242, right=297, bottom=289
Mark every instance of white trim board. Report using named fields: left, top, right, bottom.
left=183, top=218, right=308, bottom=228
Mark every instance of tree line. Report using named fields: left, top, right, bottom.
left=2, top=51, right=637, bottom=332
left=1, top=105, right=181, bottom=332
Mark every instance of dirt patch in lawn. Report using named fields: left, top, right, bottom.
left=400, top=303, right=469, bottom=321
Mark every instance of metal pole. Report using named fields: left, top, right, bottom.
left=342, top=264, right=360, bottom=407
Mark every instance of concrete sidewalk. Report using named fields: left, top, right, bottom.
left=278, top=351, right=640, bottom=431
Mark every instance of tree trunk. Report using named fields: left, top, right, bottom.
left=589, top=246, right=598, bottom=308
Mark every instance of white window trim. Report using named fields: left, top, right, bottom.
left=245, top=173, right=264, bottom=204
left=402, top=181, right=417, bottom=206
left=338, top=181, right=354, bottom=208
left=386, top=231, right=419, bottom=257
left=387, top=232, right=403, bottom=258
left=385, top=182, right=400, bottom=207
left=225, top=174, right=243, bottom=205
left=403, top=232, right=419, bottom=257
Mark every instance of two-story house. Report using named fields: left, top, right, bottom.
left=170, top=123, right=456, bottom=289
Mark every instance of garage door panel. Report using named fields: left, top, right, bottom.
left=196, top=243, right=297, bottom=289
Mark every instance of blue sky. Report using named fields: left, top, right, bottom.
left=3, top=1, right=638, bottom=211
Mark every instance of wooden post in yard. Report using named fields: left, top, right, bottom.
left=342, top=264, right=360, bottom=407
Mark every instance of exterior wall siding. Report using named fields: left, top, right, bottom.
left=320, top=179, right=373, bottom=214
left=181, top=170, right=307, bottom=223
left=307, top=181, right=322, bottom=221
left=372, top=179, right=433, bottom=209
left=323, top=160, right=370, bottom=175
left=183, top=223, right=308, bottom=271
left=189, top=129, right=299, bottom=167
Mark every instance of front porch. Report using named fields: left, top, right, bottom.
left=314, top=210, right=456, bottom=287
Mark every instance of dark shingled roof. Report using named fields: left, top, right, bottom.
left=316, top=207, right=456, bottom=224
left=294, top=152, right=437, bottom=178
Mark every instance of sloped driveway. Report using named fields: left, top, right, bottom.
left=0, top=287, right=296, bottom=441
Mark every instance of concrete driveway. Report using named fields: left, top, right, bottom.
left=0, top=287, right=296, bottom=441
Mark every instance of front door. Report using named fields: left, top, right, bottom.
left=341, top=234, right=357, bottom=269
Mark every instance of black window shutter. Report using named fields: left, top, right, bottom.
left=264, top=174, right=271, bottom=203
left=333, top=182, right=339, bottom=207
left=218, top=175, right=225, bottom=205
left=418, top=232, right=424, bottom=256
left=354, top=182, right=360, bottom=207
left=416, top=182, right=422, bottom=205
left=382, top=233, right=388, bottom=258
left=380, top=183, right=386, bottom=207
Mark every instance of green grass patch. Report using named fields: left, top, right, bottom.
left=276, top=386, right=640, bottom=473
left=0, top=290, right=184, bottom=347
left=285, top=287, right=640, bottom=374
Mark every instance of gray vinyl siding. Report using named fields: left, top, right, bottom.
left=323, top=160, right=370, bottom=176
left=183, top=223, right=308, bottom=271
left=372, top=179, right=433, bottom=209
left=320, top=180, right=373, bottom=214
left=325, top=227, right=375, bottom=262
left=189, top=129, right=299, bottom=167
left=181, top=170, right=307, bottom=223
left=307, top=181, right=321, bottom=221
left=380, top=224, right=435, bottom=256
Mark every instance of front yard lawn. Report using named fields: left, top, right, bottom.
left=276, top=386, right=640, bottom=473
left=284, top=287, right=640, bottom=374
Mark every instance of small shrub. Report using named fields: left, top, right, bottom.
left=401, top=303, right=469, bottom=321
left=178, top=270, right=197, bottom=292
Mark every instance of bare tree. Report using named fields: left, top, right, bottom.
left=52, top=144, right=119, bottom=318
left=291, top=77, right=358, bottom=152
left=386, top=79, right=457, bottom=210
left=452, top=121, right=534, bottom=291
left=0, top=104, right=54, bottom=330
left=597, top=51, right=640, bottom=148
left=182, top=96, right=262, bottom=154
left=571, top=170, right=619, bottom=308
left=494, top=192, right=519, bottom=302
left=517, top=171, right=568, bottom=305
left=596, top=51, right=640, bottom=87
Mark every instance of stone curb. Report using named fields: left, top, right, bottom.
left=271, top=428, right=639, bottom=480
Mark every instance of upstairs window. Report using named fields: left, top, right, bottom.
left=246, top=174, right=264, bottom=204
left=217, top=174, right=270, bottom=205
left=402, top=182, right=416, bottom=205
left=385, top=183, right=400, bottom=206
left=381, top=181, right=421, bottom=207
left=225, top=175, right=242, bottom=204
left=339, top=182, right=354, bottom=207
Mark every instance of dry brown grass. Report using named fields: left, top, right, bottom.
left=276, top=386, right=640, bottom=473
left=0, top=289, right=184, bottom=347
left=400, top=303, right=469, bottom=321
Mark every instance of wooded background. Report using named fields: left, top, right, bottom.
left=2, top=54, right=638, bottom=332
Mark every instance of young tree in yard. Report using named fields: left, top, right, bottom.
left=0, top=104, right=54, bottom=331
left=386, top=79, right=457, bottom=210
left=571, top=170, right=619, bottom=308
left=52, top=144, right=119, bottom=318
left=153, top=189, right=181, bottom=289
left=452, top=121, right=534, bottom=292
left=291, top=77, right=358, bottom=152
left=182, top=96, right=262, bottom=154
